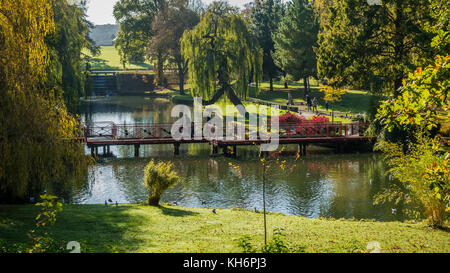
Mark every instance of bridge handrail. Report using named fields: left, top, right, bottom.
left=82, top=121, right=368, bottom=140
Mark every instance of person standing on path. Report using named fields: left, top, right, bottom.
left=288, top=92, right=293, bottom=106
left=312, top=97, right=318, bottom=113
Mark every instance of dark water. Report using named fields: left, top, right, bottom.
left=76, top=96, right=403, bottom=221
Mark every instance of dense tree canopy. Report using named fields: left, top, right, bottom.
left=273, top=0, right=319, bottom=96
left=0, top=0, right=88, bottom=203
left=47, top=0, right=99, bottom=111
left=248, top=0, right=285, bottom=92
left=149, top=0, right=200, bottom=93
left=426, top=0, right=449, bottom=55
left=181, top=6, right=263, bottom=111
left=376, top=56, right=449, bottom=136
left=113, top=0, right=162, bottom=67
left=316, top=0, right=434, bottom=95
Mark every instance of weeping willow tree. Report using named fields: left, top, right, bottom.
left=0, top=0, right=89, bottom=203
left=181, top=7, right=263, bottom=111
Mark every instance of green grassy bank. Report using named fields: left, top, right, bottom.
left=0, top=205, right=448, bottom=253
left=85, top=46, right=152, bottom=71
left=253, top=80, right=375, bottom=116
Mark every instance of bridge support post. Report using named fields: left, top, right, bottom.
left=174, top=143, right=180, bottom=155
left=103, top=146, right=106, bottom=155
left=259, top=149, right=269, bottom=158
left=134, top=144, right=140, bottom=157
left=223, top=146, right=230, bottom=156
left=107, top=145, right=110, bottom=155
left=90, top=146, right=95, bottom=157
left=298, top=144, right=307, bottom=156
left=95, top=146, right=98, bottom=156
left=212, top=144, right=219, bottom=156
left=233, top=145, right=237, bottom=157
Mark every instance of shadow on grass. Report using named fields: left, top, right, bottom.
left=157, top=205, right=199, bottom=217
left=89, top=57, right=154, bottom=71
left=90, top=58, right=118, bottom=71
left=0, top=205, right=147, bottom=253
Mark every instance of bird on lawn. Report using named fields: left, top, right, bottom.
left=201, top=201, right=207, bottom=205
left=212, top=209, right=216, bottom=214
left=105, top=201, right=108, bottom=206
left=108, top=199, right=113, bottom=203
left=115, top=201, right=118, bottom=207
left=173, top=201, right=178, bottom=206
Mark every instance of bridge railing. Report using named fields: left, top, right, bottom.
left=83, top=121, right=368, bottom=141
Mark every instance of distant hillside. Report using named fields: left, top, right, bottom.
left=89, top=24, right=119, bottom=46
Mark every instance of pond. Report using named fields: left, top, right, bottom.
left=76, top=96, right=404, bottom=221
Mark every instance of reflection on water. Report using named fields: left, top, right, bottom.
left=75, top=96, right=403, bottom=221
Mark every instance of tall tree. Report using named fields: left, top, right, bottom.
left=273, top=0, right=319, bottom=97
left=181, top=2, right=263, bottom=112
left=46, top=0, right=99, bottom=111
left=113, top=0, right=163, bottom=73
left=149, top=0, right=200, bottom=94
left=248, top=0, right=284, bottom=92
left=316, top=0, right=434, bottom=95
left=0, top=0, right=88, bottom=203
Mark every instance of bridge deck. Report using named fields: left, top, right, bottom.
left=82, top=121, right=375, bottom=147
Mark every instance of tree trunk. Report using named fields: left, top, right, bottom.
left=203, top=88, right=226, bottom=105
left=178, top=62, right=185, bottom=95
left=282, top=71, right=288, bottom=89
left=303, top=77, right=308, bottom=97
left=226, top=87, right=247, bottom=116
left=307, top=78, right=311, bottom=93
left=179, top=78, right=185, bottom=95
left=394, top=78, right=403, bottom=97
left=269, top=77, right=273, bottom=92
left=156, top=52, right=164, bottom=86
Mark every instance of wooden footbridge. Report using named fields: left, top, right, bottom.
left=81, top=121, right=375, bottom=157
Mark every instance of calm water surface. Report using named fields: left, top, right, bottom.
left=76, top=96, right=403, bottom=221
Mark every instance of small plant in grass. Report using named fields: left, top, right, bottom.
left=237, top=228, right=305, bottom=253
left=28, top=194, right=67, bottom=253
left=0, top=194, right=72, bottom=253
left=143, top=160, right=181, bottom=206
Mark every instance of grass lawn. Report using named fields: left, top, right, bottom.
left=85, top=46, right=153, bottom=71
left=0, top=205, right=448, bottom=253
left=253, top=80, right=376, bottom=116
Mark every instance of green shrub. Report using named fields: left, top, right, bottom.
left=143, top=160, right=180, bottom=206
left=375, top=135, right=449, bottom=227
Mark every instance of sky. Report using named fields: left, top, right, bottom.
left=86, top=0, right=253, bottom=25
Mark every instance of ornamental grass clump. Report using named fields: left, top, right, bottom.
left=143, top=160, right=180, bottom=206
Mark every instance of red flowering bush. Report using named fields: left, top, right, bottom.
left=273, top=112, right=307, bottom=124
left=272, top=114, right=334, bottom=137
left=310, top=116, right=330, bottom=124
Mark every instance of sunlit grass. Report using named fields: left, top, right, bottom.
left=0, top=205, right=448, bottom=253
left=84, top=46, right=153, bottom=71
left=253, top=80, right=374, bottom=116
